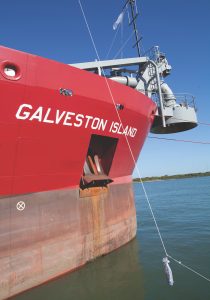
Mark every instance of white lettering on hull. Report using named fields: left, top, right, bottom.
left=15, top=103, right=138, bottom=138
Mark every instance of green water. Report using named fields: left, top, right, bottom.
left=15, top=177, right=210, bottom=300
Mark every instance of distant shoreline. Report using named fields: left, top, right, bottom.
left=133, top=172, right=210, bottom=182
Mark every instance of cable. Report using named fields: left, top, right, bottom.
left=198, top=121, right=210, bottom=126
left=148, top=136, right=210, bottom=145
left=113, top=31, right=135, bottom=59
left=77, top=0, right=210, bottom=284
left=168, top=255, right=210, bottom=283
left=78, top=0, right=168, bottom=257
left=106, top=25, right=120, bottom=59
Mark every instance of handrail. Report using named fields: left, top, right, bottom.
left=161, top=93, right=196, bottom=109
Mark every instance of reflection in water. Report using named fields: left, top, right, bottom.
left=15, top=239, right=145, bottom=300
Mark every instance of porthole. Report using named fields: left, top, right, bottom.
left=4, top=65, right=16, bottom=77
left=1, top=61, right=21, bottom=80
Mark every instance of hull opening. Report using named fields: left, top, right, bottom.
left=80, top=134, right=118, bottom=189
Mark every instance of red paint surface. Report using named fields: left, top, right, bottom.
left=0, top=45, right=157, bottom=299
left=0, top=46, right=156, bottom=196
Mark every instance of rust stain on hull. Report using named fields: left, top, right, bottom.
left=0, top=182, right=136, bottom=299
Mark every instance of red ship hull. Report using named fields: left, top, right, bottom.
left=0, top=46, right=155, bottom=299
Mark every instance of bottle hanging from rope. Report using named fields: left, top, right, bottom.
left=162, top=257, right=174, bottom=286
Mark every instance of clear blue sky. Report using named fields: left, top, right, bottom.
left=1, top=0, right=210, bottom=177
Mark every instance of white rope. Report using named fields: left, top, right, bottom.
left=113, top=31, right=135, bottom=59
left=127, top=4, right=130, bottom=23
left=106, top=25, right=120, bottom=59
left=168, top=255, right=210, bottom=283
left=77, top=0, right=210, bottom=284
left=135, top=0, right=138, bottom=14
left=138, top=177, right=168, bottom=256
left=120, top=19, right=123, bottom=58
left=78, top=0, right=168, bottom=255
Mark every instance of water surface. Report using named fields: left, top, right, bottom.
left=15, top=176, right=210, bottom=300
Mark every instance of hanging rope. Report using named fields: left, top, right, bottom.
left=106, top=25, right=120, bottom=59
left=77, top=0, right=210, bottom=285
left=120, top=17, right=123, bottom=58
left=113, top=31, right=135, bottom=59
left=78, top=0, right=168, bottom=257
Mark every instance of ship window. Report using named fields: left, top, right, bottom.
left=4, top=65, right=16, bottom=77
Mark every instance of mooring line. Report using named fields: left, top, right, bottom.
left=148, top=136, right=210, bottom=145
left=78, top=0, right=168, bottom=254
left=168, top=255, right=210, bottom=283
left=78, top=0, right=210, bottom=284
left=113, top=31, right=135, bottom=59
left=106, top=25, right=120, bottom=59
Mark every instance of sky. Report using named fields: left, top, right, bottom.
left=0, top=0, right=210, bottom=177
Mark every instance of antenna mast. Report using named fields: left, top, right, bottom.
left=125, top=0, right=142, bottom=57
